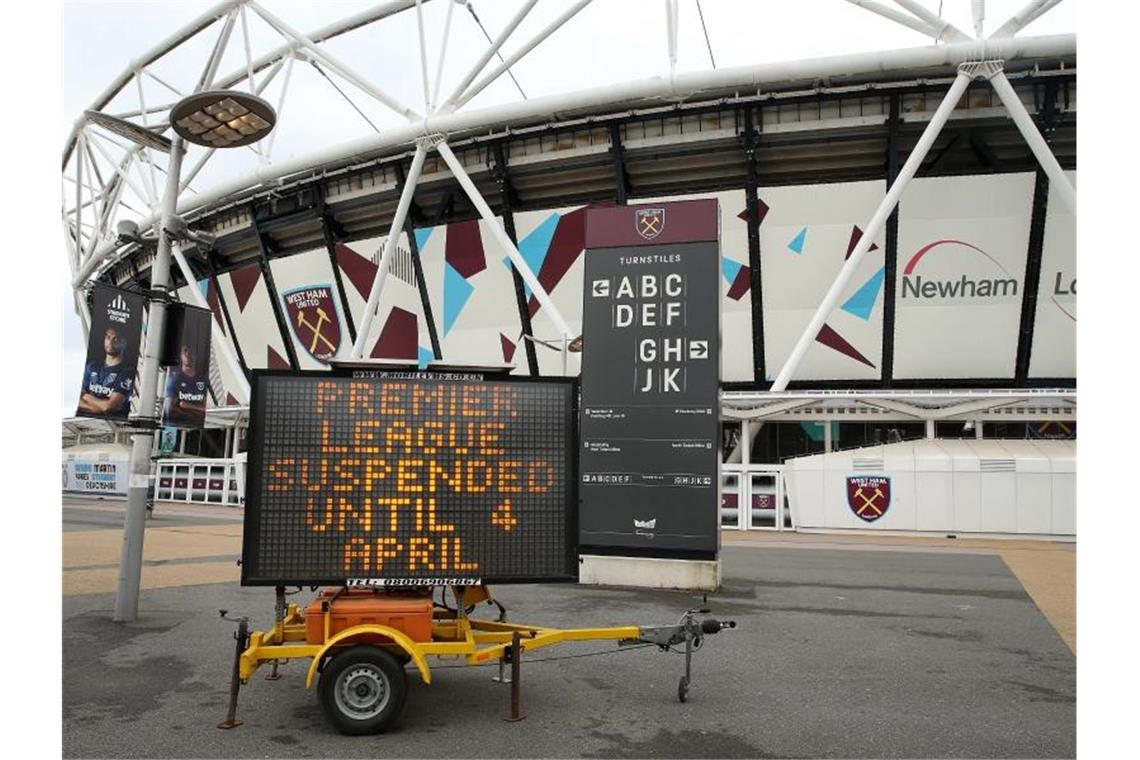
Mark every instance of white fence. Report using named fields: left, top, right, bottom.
left=155, top=458, right=245, bottom=507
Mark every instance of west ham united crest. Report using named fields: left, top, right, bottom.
left=846, top=476, right=891, bottom=523
left=283, top=285, right=342, bottom=364
left=635, top=207, right=665, bottom=240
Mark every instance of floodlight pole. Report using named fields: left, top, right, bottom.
left=114, top=134, right=186, bottom=623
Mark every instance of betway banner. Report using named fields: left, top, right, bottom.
left=578, top=200, right=721, bottom=557
left=162, top=304, right=212, bottom=429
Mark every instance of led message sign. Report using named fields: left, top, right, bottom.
left=241, top=372, right=577, bottom=586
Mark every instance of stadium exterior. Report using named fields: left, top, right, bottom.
left=62, top=1, right=1076, bottom=530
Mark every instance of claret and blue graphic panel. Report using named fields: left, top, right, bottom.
left=759, top=180, right=887, bottom=381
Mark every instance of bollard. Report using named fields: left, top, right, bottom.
left=218, top=618, right=248, bottom=729
left=505, top=631, right=525, bottom=722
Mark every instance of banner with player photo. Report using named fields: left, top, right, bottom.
left=161, top=303, right=212, bottom=429
left=75, top=283, right=144, bottom=421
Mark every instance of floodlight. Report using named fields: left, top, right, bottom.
left=170, top=91, right=276, bottom=148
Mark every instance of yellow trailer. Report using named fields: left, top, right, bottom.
left=219, top=584, right=735, bottom=735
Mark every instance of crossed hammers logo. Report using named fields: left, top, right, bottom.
left=852, top=486, right=885, bottom=517
left=296, top=308, right=336, bottom=354
left=638, top=213, right=662, bottom=237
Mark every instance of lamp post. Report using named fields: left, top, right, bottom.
left=112, top=90, right=276, bottom=623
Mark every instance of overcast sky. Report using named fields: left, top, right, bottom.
left=61, top=0, right=1076, bottom=416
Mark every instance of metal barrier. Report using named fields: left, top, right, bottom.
left=155, top=458, right=245, bottom=507
left=721, top=465, right=791, bottom=532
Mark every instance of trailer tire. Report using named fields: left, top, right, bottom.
left=318, top=645, right=407, bottom=735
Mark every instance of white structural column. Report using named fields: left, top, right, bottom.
left=740, top=419, right=752, bottom=466
left=437, top=0, right=537, bottom=112
left=844, top=0, right=944, bottom=39
left=771, top=69, right=973, bottom=391
left=169, top=244, right=251, bottom=402
left=351, top=143, right=429, bottom=357
left=454, top=0, right=594, bottom=110
left=249, top=0, right=421, bottom=121
left=435, top=141, right=573, bottom=342
left=991, top=0, right=1062, bottom=38
left=987, top=70, right=1076, bottom=214
left=892, top=0, right=972, bottom=42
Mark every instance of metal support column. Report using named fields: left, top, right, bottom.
left=436, top=141, right=572, bottom=341
left=352, top=143, right=429, bottom=357
left=740, top=419, right=752, bottom=467
left=395, top=159, right=443, bottom=362
left=926, top=419, right=936, bottom=440
left=772, top=69, right=973, bottom=391
left=492, top=141, right=540, bottom=376
left=252, top=219, right=300, bottom=370
left=1015, top=167, right=1050, bottom=385
left=609, top=123, right=630, bottom=205
left=881, top=93, right=901, bottom=387
left=206, top=254, right=249, bottom=378
left=988, top=70, right=1076, bottom=214
left=1014, top=80, right=1056, bottom=385
left=742, top=107, right=766, bottom=383
left=318, top=201, right=358, bottom=344
left=114, top=136, right=186, bottom=623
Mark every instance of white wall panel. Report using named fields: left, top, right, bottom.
left=895, top=173, right=1033, bottom=379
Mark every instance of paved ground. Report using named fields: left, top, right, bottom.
left=63, top=497, right=1075, bottom=758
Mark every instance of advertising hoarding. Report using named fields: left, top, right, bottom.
left=75, top=283, right=144, bottom=421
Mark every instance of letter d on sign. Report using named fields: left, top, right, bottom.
left=615, top=304, right=633, bottom=327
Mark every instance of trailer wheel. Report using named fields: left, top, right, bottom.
left=318, top=645, right=407, bottom=735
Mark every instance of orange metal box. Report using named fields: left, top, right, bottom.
left=304, top=589, right=434, bottom=645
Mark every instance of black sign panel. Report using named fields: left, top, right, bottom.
left=75, top=284, right=144, bottom=421
left=579, top=208, right=721, bottom=555
left=242, top=371, right=577, bottom=586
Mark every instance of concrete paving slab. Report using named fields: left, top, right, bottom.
left=63, top=543, right=1075, bottom=758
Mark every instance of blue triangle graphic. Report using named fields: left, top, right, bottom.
left=197, top=278, right=210, bottom=300
left=418, top=345, right=434, bottom=369
left=721, top=257, right=743, bottom=285
left=504, top=213, right=560, bottom=297
left=413, top=227, right=433, bottom=252
left=442, top=263, right=475, bottom=336
left=787, top=227, right=807, bottom=254
left=840, top=267, right=886, bottom=321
